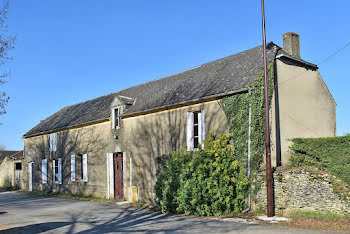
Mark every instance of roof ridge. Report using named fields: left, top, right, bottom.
left=24, top=41, right=281, bottom=138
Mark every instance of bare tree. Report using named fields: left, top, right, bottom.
left=0, top=0, right=15, bottom=116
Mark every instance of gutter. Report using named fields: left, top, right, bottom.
left=24, top=88, right=250, bottom=139
left=122, top=88, right=250, bottom=118
left=275, top=53, right=318, bottom=69
left=23, top=118, right=109, bottom=139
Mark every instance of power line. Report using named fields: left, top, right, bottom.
left=280, top=111, right=321, bottom=137
left=278, top=40, right=350, bottom=86
left=318, top=41, right=350, bottom=65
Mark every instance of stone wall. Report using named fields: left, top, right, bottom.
left=252, top=166, right=350, bottom=216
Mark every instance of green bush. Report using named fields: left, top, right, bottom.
left=155, top=132, right=248, bottom=216
left=290, top=135, right=350, bottom=186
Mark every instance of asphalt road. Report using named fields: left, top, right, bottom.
left=0, top=191, right=333, bottom=233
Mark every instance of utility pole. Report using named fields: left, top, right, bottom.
left=261, top=0, right=274, bottom=217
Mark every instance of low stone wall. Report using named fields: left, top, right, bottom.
left=252, top=167, right=350, bottom=216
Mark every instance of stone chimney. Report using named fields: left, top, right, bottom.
left=283, top=32, right=300, bottom=58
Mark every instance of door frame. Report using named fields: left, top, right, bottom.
left=107, top=152, right=126, bottom=200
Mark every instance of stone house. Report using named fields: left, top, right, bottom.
left=22, top=33, right=336, bottom=201
left=0, top=150, right=23, bottom=189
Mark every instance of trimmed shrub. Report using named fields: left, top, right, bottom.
left=290, top=135, right=350, bottom=186
left=155, top=132, right=248, bottom=216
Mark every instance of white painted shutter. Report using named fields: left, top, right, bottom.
left=58, top=158, right=62, bottom=184
left=53, top=133, right=57, bottom=152
left=49, top=134, right=53, bottom=152
left=49, top=133, right=57, bottom=152
left=111, top=109, right=115, bottom=129
left=186, top=112, right=194, bottom=151
left=107, top=153, right=110, bottom=199
left=28, top=162, right=33, bottom=191
left=82, top=154, right=88, bottom=182
left=52, top=160, right=56, bottom=182
left=71, top=155, right=76, bottom=182
left=107, top=153, right=114, bottom=199
left=199, top=109, right=205, bottom=148
left=42, top=159, right=47, bottom=184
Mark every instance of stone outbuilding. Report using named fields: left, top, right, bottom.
left=0, top=150, right=24, bottom=189
left=22, top=33, right=336, bottom=201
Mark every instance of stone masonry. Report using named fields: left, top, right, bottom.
left=252, top=166, right=350, bottom=216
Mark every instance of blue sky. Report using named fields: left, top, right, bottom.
left=1, top=1, right=350, bottom=150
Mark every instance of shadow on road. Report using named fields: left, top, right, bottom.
left=0, top=222, right=71, bottom=233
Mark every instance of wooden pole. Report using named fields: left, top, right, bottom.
left=261, top=0, right=274, bottom=217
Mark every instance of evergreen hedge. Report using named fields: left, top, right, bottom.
left=290, top=135, right=350, bottom=186
left=155, top=132, right=248, bottom=216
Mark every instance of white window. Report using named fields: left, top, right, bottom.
left=186, top=110, right=205, bottom=151
left=42, top=159, right=47, bottom=184
left=71, top=154, right=88, bottom=182
left=112, top=107, right=121, bottom=129
left=52, top=158, right=62, bottom=184
left=49, top=133, right=57, bottom=152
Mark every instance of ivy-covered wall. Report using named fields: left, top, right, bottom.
left=220, top=62, right=274, bottom=173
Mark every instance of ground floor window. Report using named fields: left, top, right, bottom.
left=52, top=158, right=62, bottom=184
left=71, top=154, right=88, bottom=182
left=15, top=162, right=22, bottom=170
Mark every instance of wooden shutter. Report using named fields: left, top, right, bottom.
left=52, top=160, right=56, bottom=182
left=28, top=162, right=33, bottom=191
left=107, top=153, right=114, bottom=199
left=199, top=109, right=205, bottom=148
left=71, top=155, right=76, bottom=182
left=49, top=133, right=57, bottom=152
left=186, top=112, right=194, bottom=151
left=58, top=158, right=62, bottom=184
left=42, top=159, right=47, bottom=184
left=82, top=154, right=88, bottom=182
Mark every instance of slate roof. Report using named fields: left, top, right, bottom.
left=0, top=151, right=21, bottom=164
left=24, top=42, right=307, bottom=138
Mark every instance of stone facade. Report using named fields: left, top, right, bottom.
left=23, top=100, right=229, bottom=201
left=252, top=167, right=350, bottom=216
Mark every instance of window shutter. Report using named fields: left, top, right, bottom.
left=71, top=155, right=76, bottom=182
left=53, top=134, right=57, bottom=152
left=83, top=154, right=88, bottom=182
left=107, top=153, right=114, bottom=199
left=42, top=159, right=47, bottom=184
left=49, top=134, right=53, bottom=152
left=186, top=112, right=194, bottom=151
left=200, top=109, right=205, bottom=148
left=112, top=109, right=115, bottom=129
left=58, top=158, right=62, bottom=184
left=52, top=160, right=56, bottom=182
left=49, top=133, right=57, bottom=152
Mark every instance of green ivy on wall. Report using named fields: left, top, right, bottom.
left=220, top=62, right=275, bottom=173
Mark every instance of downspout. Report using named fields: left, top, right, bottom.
left=243, top=88, right=252, bottom=213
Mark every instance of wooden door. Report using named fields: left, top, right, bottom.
left=114, top=153, right=123, bottom=199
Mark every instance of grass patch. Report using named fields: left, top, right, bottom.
left=16, top=189, right=111, bottom=203
left=281, top=210, right=350, bottom=232
left=290, top=210, right=349, bottom=220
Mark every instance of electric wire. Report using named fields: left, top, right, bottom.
left=278, top=40, right=350, bottom=86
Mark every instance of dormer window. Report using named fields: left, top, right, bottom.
left=112, top=107, right=121, bottom=129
